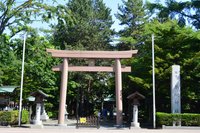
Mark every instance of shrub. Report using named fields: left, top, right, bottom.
left=156, top=112, right=172, bottom=126
left=181, top=113, right=200, bottom=126
left=21, top=110, right=29, bottom=124
left=156, top=112, right=200, bottom=127
left=0, top=110, right=29, bottom=125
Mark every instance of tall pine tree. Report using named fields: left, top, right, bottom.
left=115, top=0, right=147, bottom=50
left=146, top=0, right=200, bottom=29
left=52, top=0, right=115, bottom=116
left=53, top=0, right=114, bottom=50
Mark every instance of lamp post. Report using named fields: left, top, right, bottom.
left=18, top=32, right=27, bottom=126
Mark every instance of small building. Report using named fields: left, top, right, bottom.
left=0, top=86, right=18, bottom=110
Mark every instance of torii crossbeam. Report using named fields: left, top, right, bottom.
left=47, top=49, right=138, bottom=126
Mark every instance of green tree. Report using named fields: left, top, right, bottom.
left=146, top=0, right=200, bottom=29
left=53, top=0, right=114, bottom=50
left=51, top=0, right=115, bottom=115
left=116, top=0, right=200, bottom=119
left=5, top=31, right=59, bottom=116
left=129, top=20, right=200, bottom=114
left=0, top=34, right=20, bottom=85
left=115, top=0, right=149, bottom=120
left=115, top=0, right=147, bottom=50
left=0, top=0, right=56, bottom=37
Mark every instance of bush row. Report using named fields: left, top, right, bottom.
left=0, top=110, right=29, bottom=126
left=156, top=112, right=200, bottom=127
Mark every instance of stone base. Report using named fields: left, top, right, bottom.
left=29, top=124, right=44, bottom=129
left=32, top=120, right=43, bottom=125
left=131, top=122, right=140, bottom=128
left=40, top=113, right=49, bottom=121
left=57, top=124, right=67, bottom=127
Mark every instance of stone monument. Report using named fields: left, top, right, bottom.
left=171, top=65, right=181, bottom=126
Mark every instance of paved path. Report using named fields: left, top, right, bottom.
left=0, top=127, right=200, bottom=133
left=1, top=119, right=200, bottom=133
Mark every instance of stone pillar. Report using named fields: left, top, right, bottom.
left=131, top=105, right=140, bottom=128
left=115, top=58, right=123, bottom=126
left=58, top=58, right=68, bottom=125
left=34, top=103, right=42, bottom=125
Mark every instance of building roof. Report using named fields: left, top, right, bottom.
left=30, top=90, right=49, bottom=98
left=0, top=86, right=18, bottom=93
left=104, top=94, right=115, bottom=102
left=127, top=91, right=145, bottom=100
left=26, top=96, right=35, bottom=102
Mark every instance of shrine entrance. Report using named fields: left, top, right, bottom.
left=47, top=49, right=138, bottom=126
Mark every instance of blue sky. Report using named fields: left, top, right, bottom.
left=103, top=0, right=124, bottom=31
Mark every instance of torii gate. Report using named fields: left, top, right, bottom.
left=47, top=49, right=138, bottom=126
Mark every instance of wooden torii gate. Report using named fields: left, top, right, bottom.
left=47, top=49, right=138, bottom=126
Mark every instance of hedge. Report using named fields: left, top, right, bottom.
left=156, top=112, right=200, bottom=127
left=0, top=110, right=29, bottom=126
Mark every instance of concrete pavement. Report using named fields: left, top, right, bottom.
left=0, top=127, right=200, bottom=133
left=1, top=119, right=200, bottom=133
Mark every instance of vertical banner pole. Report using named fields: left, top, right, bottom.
left=152, top=34, right=156, bottom=128
left=18, top=32, right=27, bottom=126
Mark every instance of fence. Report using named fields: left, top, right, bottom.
left=76, top=116, right=100, bottom=129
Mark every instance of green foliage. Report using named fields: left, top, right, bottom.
left=21, top=33, right=58, bottom=113
left=181, top=113, right=200, bottom=126
left=0, top=30, right=59, bottom=115
left=146, top=0, right=200, bottom=29
left=131, top=20, right=200, bottom=113
left=114, top=1, right=150, bottom=118
left=128, top=76, right=151, bottom=90
left=53, top=0, right=114, bottom=50
left=118, top=19, right=200, bottom=124
left=21, top=110, right=29, bottom=124
left=51, top=0, right=115, bottom=116
left=0, top=110, right=29, bottom=125
left=157, top=112, right=200, bottom=127
left=116, top=0, right=147, bottom=50
left=156, top=112, right=173, bottom=126
left=0, top=0, right=57, bottom=37
left=0, top=0, right=200, bottom=124
left=0, top=34, right=21, bottom=86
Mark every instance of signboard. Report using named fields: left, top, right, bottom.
left=171, top=65, right=181, bottom=114
left=80, top=117, right=86, bottom=123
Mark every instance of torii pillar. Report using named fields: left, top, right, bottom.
left=115, top=59, right=123, bottom=125
left=47, top=49, right=138, bottom=126
left=58, top=58, right=68, bottom=125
